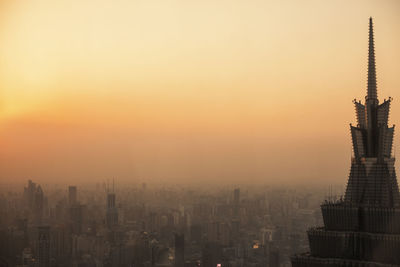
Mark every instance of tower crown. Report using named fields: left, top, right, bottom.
left=351, top=18, right=393, bottom=160
left=347, top=18, right=399, bottom=207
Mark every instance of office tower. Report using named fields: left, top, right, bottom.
left=68, top=186, right=77, bottom=206
left=51, top=225, right=71, bottom=264
left=233, top=188, right=240, bottom=218
left=24, top=180, right=36, bottom=209
left=23, top=180, right=46, bottom=224
left=174, top=233, right=184, bottom=267
left=269, top=246, right=280, bottom=267
left=190, top=224, right=202, bottom=243
left=34, top=185, right=44, bottom=224
left=231, top=219, right=240, bottom=241
left=233, top=188, right=240, bottom=205
left=207, top=221, right=219, bottom=242
left=292, top=18, right=400, bottom=266
left=70, top=204, right=85, bottom=235
left=202, top=242, right=222, bottom=267
left=36, top=226, right=50, bottom=267
left=219, top=222, right=230, bottom=247
left=106, top=192, right=118, bottom=228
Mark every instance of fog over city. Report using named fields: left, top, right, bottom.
left=1, top=0, right=399, bottom=185
left=1, top=1, right=400, bottom=267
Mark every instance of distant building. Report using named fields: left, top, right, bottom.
left=24, top=180, right=36, bottom=209
left=21, top=248, right=34, bottom=267
left=202, top=242, right=222, bottom=267
left=68, top=186, right=77, bottom=206
left=292, top=18, right=400, bottom=266
left=23, top=180, right=46, bottom=224
left=70, top=204, right=85, bottom=234
left=233, top=188, right=240, bottom=218
left=207, top=221, right=219, bottom=243
left=219, top=222, right=230, bottom=247
left=36, top=226, right=50, bottom=267
left=269, top=245, right=280, bottom=267
left=34, top=185, right=45, bottom=224
left=174, top=233, right=184, bottom=267
left=106, top=192, right=118, bottom=228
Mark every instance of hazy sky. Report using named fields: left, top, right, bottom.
left=0, top=0, right=399, bottom=185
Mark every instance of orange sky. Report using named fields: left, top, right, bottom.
left=0, top=0, right=400, bottom=185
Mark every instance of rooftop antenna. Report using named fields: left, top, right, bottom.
left=113, top=178, right=115, bottom=193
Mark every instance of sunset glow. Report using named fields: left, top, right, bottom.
left=0, top=0, right=399, bottom=184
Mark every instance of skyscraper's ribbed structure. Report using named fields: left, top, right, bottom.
left=291, top=18, right=400, bottom=267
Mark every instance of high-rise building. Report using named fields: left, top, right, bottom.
left=233, top=188, right=240, bottom=218
left=202, top=242, right=222, bottom=267
left=106, top=192, right=118, bottom=228
left=34, top=185, right=45, bottom=224
left=68, top=186, right=77, bottom=206
left=219, top=222, right=230, bottom=247
left=292, top=18, right=400, bottom=266
left=174, top=233, right=184, bottom=267
left=24, top=180, right=36, bottom=209
left=269, top=245, right=280, bottom=267
left=23, top=180, right=46, bottom=224
left=70, top=203, right=85, bottom=234
left=36, top=226, right=50, bottom=267
left=207, top=221, right=219, bottom=242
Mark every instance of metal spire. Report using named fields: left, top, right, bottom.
left=366, top=17, right=377, bottom=102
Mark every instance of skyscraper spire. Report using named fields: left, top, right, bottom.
left=292, top=18, right=400, bottom=267
left=366, top=17, right=377, bottom=101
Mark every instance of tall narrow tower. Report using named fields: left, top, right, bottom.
left=36, top=226, right=51, bottom=267
left=233, top=188, right=240, bottom=218
left=174, top=233, right=185, bottom=267
left=292, top=18, right=400, bottom=266
left=106, top=182, right=118, bottom=228
left=68, top=186, right=77, bottom=206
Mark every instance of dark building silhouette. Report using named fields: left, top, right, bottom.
left=106, top=192, right=118, bottom=228
left=202, top=242, right=222, bottom=267
left=70, top=203, right=85, bottom=234
left=23, top=180, right=46, bottom=224
left=269, top=246, right=280, bottom=267
left=233, top=188, right=240, bottom=218
left=36, top=226, right=50, bottom=267
left=24, top=180, right=36, bottom=209
left=174, top=233, right=184, bottom=267
left=68, top=186, right=77, bottom=206
left=292, top=18, right=400, bottom=266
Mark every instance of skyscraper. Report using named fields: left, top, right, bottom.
left=24, top=180, right=36, bottom=209
left=68, top=186, right=77, bottom=206
left=24, top=180, right=46, bottom=224
left=36, top=226, right=50, bottom=267
left=70, top=203, right=85, bottom=235
left=34, top=185, right=45, bottom=224
left=292, top=18, right=400, bottom=266
left=106, top=192, right=118, bottom=228
left=233, top=188, right=240, bottom=218
left=174, top=233, right=185, bottom=267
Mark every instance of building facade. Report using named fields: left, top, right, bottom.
left=291, top=18, right=400, bottom=267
